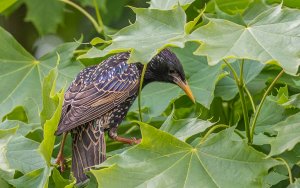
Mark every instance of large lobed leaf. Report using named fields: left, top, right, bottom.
left=0, top=27, right=83, bottom=123
left=91, top=123, right=278, bottom=188
left=81, top=6, right=187, bottom=64
left=190, top=5, right=300, bottom=75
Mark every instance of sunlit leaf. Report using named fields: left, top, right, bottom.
left=80, top=6, right=187, bottom=64
left=206, top=0, right=253, bottom=14
left=0, top=0, right=17, bottom=13
left=39, top=68, right=64, bottom=165
left=267, top=0, right=300, bottom=9
left=190, top=5, right=300, bottom=75
left=91, top=123, right=278, bottom=188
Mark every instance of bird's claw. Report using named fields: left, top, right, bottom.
left=131, top=137, right=141, bottom=145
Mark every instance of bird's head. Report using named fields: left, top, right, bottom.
left=145, top=49, right=195, bottom=103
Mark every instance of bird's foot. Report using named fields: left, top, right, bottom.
left=131, top=137, right=142, bottom=144
left=56, top=151, right=66, bottom=172
left=114, top=136, right=141, bottom=145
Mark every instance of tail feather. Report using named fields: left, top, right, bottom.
left=71, top=119, right=106, bottom=184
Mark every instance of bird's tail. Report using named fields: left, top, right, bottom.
left=71, top=119, right=106, bottom=185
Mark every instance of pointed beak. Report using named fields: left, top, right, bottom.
left=173, top=77, right=196, bottom=103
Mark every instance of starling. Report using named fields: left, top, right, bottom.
left=55, top=49, right=195, bottom=184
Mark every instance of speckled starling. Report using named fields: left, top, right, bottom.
left=55, top=49, right=195, bottom=184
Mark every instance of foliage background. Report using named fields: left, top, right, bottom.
left=0, top=0, right=300, bottom=187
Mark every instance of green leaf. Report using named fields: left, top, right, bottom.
left=80, top=6, right=187, bottom=64
left=267, top=0, right=300, bottom=9
left=24, top=0, right=64, bottom=34
left=0, top=120, right=40, bottom=136
left=269, top=85, right=289, bottom=105
left=243, top=0, right=270, bottom=22
left=160, top=107, right=214, bottom=141
left=206, top=0, right=253, bottom=15
left=91, top=123, right=278, bottom=188
left=0, top=0, right=17, bottom=13
left=0, top=177, right=10, bottom=188
left=52, top=168, right=75, bottom=188
left=39, top=68, right=64, bottom=165
left=90, top=37, right=111, bottom=46
left=268, top=112, right=300, bottom=156
left=254, top=96, right=286, bottom=133
left=190, top=5, right=300, bottom=75
left=282, top=93, right=300, bottom=109
left=0, top=126, right=18, bottom=181
left=8, top=167, right=51, bottom=188
left=149, top=0, right=195, bottom=10
left=0, top=27, right=83, bottom=122
left=6, top=135, right=46, bottom=174
left=288, top=179, right=300, bottom=188
left=263, top=171, right=287, bottom=188
left=215, top=59, right=265, bottom=100
left=40, top=66, right=59, bottom=126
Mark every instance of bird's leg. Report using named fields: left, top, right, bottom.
left=108, top=127, right=141, bottom=145
left=56, top=132, right=67, bottom=172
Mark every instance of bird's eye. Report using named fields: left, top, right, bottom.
left=169, top=69, right=175, bottom=74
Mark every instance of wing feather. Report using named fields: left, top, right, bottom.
left=56, top=59, right=140, bottom=135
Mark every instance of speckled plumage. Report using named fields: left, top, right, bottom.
left=56, top=49, right=188, bottom=184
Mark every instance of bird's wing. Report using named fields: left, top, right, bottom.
left=55, top=64, right=140, bottom=135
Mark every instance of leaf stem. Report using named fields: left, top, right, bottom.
left=244, top=86, right=256, bottom=113
left=224, top=59, right=251, bottom=143
left=60, top=0, right=102, bottom=33
left=92, top=0, right=105, bottom=34
left=275, top=157, right=293, bottom=184
left=250, top=70, right=284, bottom=142
left=138, top=64, right=147, bottom=122
left=224, top=59, right=239, bottom=82
left=239, top=59, right=244, bottom=83
left=73, top=49, right=88, bottom=54
left=200, top=124, right=229, bottom=144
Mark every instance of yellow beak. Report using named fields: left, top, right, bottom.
left=174, top=78, right=196, bottom=103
